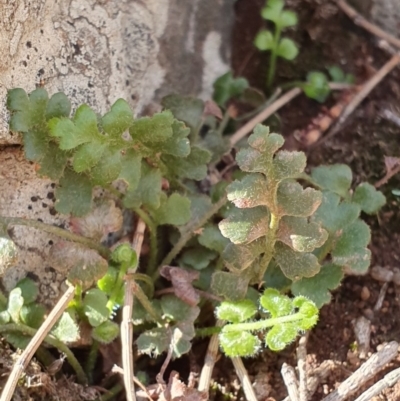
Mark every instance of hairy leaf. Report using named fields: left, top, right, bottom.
left=259, top=288, right=292, bottom=317
left=118, top=150, right=142, bottom=190
left=101, top=98, right=134, bottom=138
left=90, top=147, right=123, bottom=185
left=211, top=271, right=249, bottom=301
left=36, top=142, right=68, bottom=179
left=163, top=145, right=211, bottom=181
left=48, top=104, right=101, bottom=150
left=219, top=331, right=261, bottom=357
left=130, top=110, right=174, bottom=144
left=227, top=174, right=271, bottom=209
left=55, top=169, right=93, bottom=216
left=123, top=162, right=162, bottom=209
left=274, top=242, right=320, bottom=280
left=8, top=88, right=48, bottom=132
left=277, top=181, right=322, bottom=217
left=277, top=216, right=328, bottom=252
left=216, top=299, right=258, bottom=323
left=92, top=320, right=119, bottom=344
left=266, top=322, right=298, bottom=351
left=45, top=92, right=71, bottom=120
left=219, top=206, right=269, bottom=244
left=222, top=240, right=264, bottom=272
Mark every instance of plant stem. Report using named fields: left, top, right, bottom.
left=196, top=326, right=223, bottom=337
left=134, top=208, right=158, bottom=276
left=132, top=281, right=164, bottom=325
left=0, top=323, right=87, bottom=384
left=1, top=216, right=110, bottom=259
left=85, top=340, right=99, bottom=384
left=98, top=383, right=124, bottom=401
left=223, top=312, right=305, bottom=332
left=106, top=260, right=129, bottom=313
left=267, top=26, right=282, bottom=88
left=216, top=108, right=231, bottom=137
left=154, top=195, right=228, bottom=281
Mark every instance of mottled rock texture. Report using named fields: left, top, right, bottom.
left=0, top=0, right=234, bottom=300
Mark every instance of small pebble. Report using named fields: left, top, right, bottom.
left=360, top=286, right=370, bottom=301
left=370, top=266, right=393, bottom=283
left=363, top=308, right=374, bottom=320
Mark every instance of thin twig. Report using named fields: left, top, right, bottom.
left=121, top=218, right=146, bottom=401
left=231, top=357, right=258, bottom=401
left=322, top=341, right=399, bottom=401
left=375, top=164, right=400, bottom=188
left=311, top=54, right=400, bottom=149
left=297, top=335, right=308, bottom=401
left=230, top=83, right=353, bottom=146
left=354, top=366, right=400, bottom=401
left=0, top=285, right=77, bottom=401
left=230, top=87, right=302, bottom=146
left=2, top=216, right=110, bottom=259
left=281, top=363, right=300, bottom=401
left=335, top=0, right=400, bottom=49
left=198, top=319, right=224, bottom=393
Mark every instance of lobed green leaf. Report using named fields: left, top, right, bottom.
left=20, top=304, right=46, bottom=329
left=101, top=98, right=134, bottom=138
left=276, top=38, right=298, bottom=60
left=92, top=320, right=119, bottom=344
left=352, top=183, right=386, bottom=215
left=259, top=288, right=292, bottom=317
left=219, top=331, right=261, bottom=357
left=277, top=216, right=328, bottom=252
left=291, top=263, right=344, bottom=307
left=219, top=206, right=269, bottom=244
left=211, top=271, right=249, bottom=301
left=55, top=169, right=93, bottom=216
left=151, top=193, right=191, bottom=226
left=51, top=311, right=80, bottom=343
left=274, top=242, right=320, bottom=280
left=311, top=164, right=352, bottom=198
left=216, top=299, right=258, bottom=323
left=83, top=288, right=110, bottom=327
left=213, top=72, right=249, bottom=107
left=16, top=278, right=38, bottom=304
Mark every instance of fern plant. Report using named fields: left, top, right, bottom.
left=0, top=87, right=386, bottom=368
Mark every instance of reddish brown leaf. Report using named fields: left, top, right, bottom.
left=160, top=266, right=200, bottom=306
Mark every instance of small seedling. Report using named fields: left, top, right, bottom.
left=254, top=0, right=299, bottom=88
